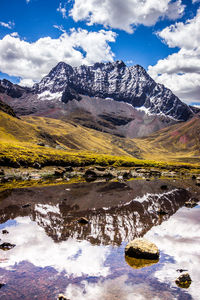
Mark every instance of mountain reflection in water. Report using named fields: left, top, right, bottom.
left=0, top=179, right=199, bottom=300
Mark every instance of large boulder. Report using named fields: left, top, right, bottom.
left=125, top=238, right=159, bottom=260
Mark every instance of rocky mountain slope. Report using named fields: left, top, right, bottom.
left=0, top=61, right=198, bottom=139
left=33, top=61, right=193, bottom=121
left=0, top=79, right=29, bottom=98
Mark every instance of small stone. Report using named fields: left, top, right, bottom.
left=54, top=168, right=66, bottom=177
left=0, top=283, right=5, bottom=289
left=95, top=166, right=106, bottom=171
left=33, top=162, right=41, bottom=169
left=196, top=177, right=200, bottom=186
left=65, top=166, right=73, bottom=172
left=37, top=142, right=45, bottom=147
left=55, top=178, right=63, bottom=182
left=2, top=230, right=9, bottom=234
left=0, top=169, right=5, bottom=176
left=77, top=217, right=89, bottom=224
left=58, top=293, right=69, bottom=300
left=21, top=203, right=31, bottom=208
left=84, top=169, right=97, bottom=182
left=160, top=185, right=168, bottom=190
left=125, top=238, right=159, bottom=260
left=176, top=269, right=188, bottom=273
left=0, top=242, right=16, bottom=250
left=175, top=273, right=192, bottom=289
left=184, top=201, right=197, bottom=208
left=157, top=208, right=168, bottom=215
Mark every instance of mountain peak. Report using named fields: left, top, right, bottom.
left=33, top=60, right=194, bottom=121
left=114, top=60, right=126, bottom=67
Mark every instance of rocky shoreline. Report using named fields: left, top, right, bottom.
left=0, top=165, right=200, bottom=184
left=0, top=165, right=200, bottom=193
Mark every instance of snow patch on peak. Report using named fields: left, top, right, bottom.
left=136, top=106, right=152, bottom=115
left=38, top=91, right=62, bottom=101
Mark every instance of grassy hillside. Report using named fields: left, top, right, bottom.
left=0, top=111, right=143, bottom=167
left=0, top=110, right=200, bottom=168
left=135, top=117, right=200, bottom=164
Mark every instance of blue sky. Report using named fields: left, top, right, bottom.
left=0, top=0, right=200, bottom=105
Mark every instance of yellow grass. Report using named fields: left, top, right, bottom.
left=0, top=111, right=200, bottom=169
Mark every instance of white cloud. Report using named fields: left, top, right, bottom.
left=0, top=216, right=110, bottom=277
left=0, top=29, right=116, bottom=85
left=10, top=32, right=19, bottom=37
left=53, top=24, right=66, bottom=33
left=19, top=78, right=35, bottom=87
left=57, top=3, right=67, bottom=19
left=64, top=276, right=166, bottom=300
left=148, top=9, right=200, bottom=104
left=70, top=0, right=185, bottom=33
left=125, top=60, right=134, bottom=65
left=145, top=206, right=200, bottom=300
left=0, top=21, right=15, bottom=29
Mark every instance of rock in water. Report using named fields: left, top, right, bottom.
left=77, top=217, right=89, bottom=224
left=0, top=242, right=15, bottom=250
left=125, top=238, right=159, bottom=260
left=125, top=255, right=159, bottom=269
left=57, top=294, right=69, bottom=300
left=175, top=273, right=192, bottom=289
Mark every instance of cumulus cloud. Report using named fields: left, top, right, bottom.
left=69, top=0, right=185, bottom=33
left=0, top=21, right=15, bottom=29
left=0, top=29, right=116, bottom=85
left=148, top=9, right=200, bottom=104
left=0, top=216, right=110, bottom=277
left=57, top=3, right=67, bottom=19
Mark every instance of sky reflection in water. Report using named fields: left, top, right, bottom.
left=0, top=180, right=199, bottom=299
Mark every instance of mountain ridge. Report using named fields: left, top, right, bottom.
left=33, top=60, right=194, bottom=121
left=0, top=60, right=199, bottom=140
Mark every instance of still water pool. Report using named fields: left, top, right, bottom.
left=0, top=179, right=199, bottom=299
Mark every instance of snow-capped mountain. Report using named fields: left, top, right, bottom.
left=0, top=61, right=198, bottom=138
left=33, top=60, right=193, bottom=121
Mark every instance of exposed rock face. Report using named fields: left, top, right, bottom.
left=0, top=79, right=29, bottom=98
left=125, top=238, right=159, bottom=259
left=33, top=61, right=194, bottom=121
